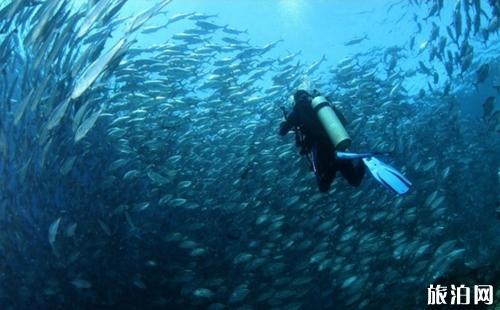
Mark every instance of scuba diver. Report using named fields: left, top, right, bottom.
left=280, top=90, right=365, bottom=192
left=280, top=89, right=412, bottom=195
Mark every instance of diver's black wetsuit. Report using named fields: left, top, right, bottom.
left=279, top=90, right=365, bottom=192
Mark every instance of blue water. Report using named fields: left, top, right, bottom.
left=0, top=0, right=499, bottom=309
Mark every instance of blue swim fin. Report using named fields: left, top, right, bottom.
left=337, top=151, right=412, bottom=195
left=361, top=157, right=412, bottom=195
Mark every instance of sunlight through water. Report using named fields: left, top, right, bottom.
left=278, top=0, right=307, bottom=26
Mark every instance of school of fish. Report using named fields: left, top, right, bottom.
left=0, top=0, right=499, bottom=309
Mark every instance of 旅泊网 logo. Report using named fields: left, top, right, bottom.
left=427, top=284, right=494, bottom=306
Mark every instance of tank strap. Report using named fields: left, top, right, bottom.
left=312, top=101, right=329, bottom=113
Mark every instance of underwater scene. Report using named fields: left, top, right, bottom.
left=0, top=0, right=499, bottom=309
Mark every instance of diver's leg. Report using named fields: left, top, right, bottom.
left=319, top=168, right=336, bottom=192
left=314, top=144, right=336, bottom=192
left=338, top=158, right=365, bottom=187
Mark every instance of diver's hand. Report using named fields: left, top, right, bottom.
left=279, top=110, right=296, bottom=136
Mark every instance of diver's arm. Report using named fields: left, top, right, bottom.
left=279, top=110, right=297, bottom=136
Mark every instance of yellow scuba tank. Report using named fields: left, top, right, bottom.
left=310, top=96, right=351, bottom=151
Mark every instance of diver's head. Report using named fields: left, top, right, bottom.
left=294, top=90, right=312, bottom=104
